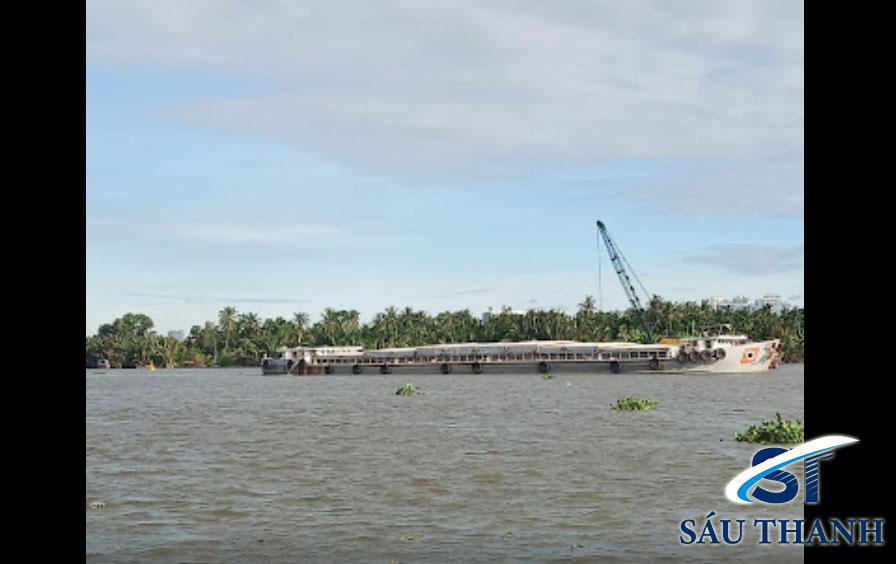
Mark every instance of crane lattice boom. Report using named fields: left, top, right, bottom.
left=596, top=220, right=651, bottom=313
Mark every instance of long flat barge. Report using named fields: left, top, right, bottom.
left=261, top=331, right=781, bottom=375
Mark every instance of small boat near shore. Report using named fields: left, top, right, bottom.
left=261, top=325, right=781, bottom=376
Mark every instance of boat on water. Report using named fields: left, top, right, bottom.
left=261, top=325, right=781, bottom=376
left=261, top=223, right=785, bottom=376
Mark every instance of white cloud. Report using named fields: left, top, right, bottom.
left=87, top=0, right=803, bottom=210
left=685, top=244, right=803, bottom=275
left=86, top=216, right=406, bottom=254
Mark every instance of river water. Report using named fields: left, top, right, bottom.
left=86, top=365, right=804, bottom=562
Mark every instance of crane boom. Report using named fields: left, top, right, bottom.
left=596, top=220, right=651, bottom=313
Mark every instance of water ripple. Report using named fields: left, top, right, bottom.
left=87, top=366, right=804, bottom=562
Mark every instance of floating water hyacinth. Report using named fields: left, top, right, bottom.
left=395, top=383, right=416, bottom=396
left=611, top=396, right=657, bottom=411
left=735, top=413, right=804, bottom=444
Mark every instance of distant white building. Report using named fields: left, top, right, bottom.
left=167, top=330, right=186, bottom=341
left=481, top=307, right=527, bottom=324
left=752, top=294, right=787, bottom=313
left=705, top=294, right=789, bottom=314
left=705, top=296, right=752, bottom=312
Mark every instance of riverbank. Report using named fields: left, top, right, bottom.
left=86, top=304, right=805, bottom=369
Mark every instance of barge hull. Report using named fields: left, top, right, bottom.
left=262, top=338, right=780, bottom=376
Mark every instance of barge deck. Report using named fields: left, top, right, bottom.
left=262, top=334, right=781, bottom=375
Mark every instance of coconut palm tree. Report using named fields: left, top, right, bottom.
left=158, top=336, right=182, bottom=368
left=578, top=295, right=596, bottom=313
left=292, top=312, right=310, bottom=344
left=218, top=306, right=237, bottom=353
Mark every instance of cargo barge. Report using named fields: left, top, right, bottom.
left=261, top=327, right=781, bottom=375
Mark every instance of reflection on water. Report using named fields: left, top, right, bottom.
left=87, top=365, right=803, bottom=562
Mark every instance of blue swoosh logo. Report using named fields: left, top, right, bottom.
left=725, top=435, right=858, bottom=504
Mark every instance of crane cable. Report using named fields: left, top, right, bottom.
left=596, top=222, right=651, bottom=312
left=597, top=229, right=603, bottom=311
left=616, top=244, right=652, bottom=306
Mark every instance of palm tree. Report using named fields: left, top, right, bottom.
left=578, top=295, right=596, bottom=313
left=158, top=336, right=182, bottom=368
left=218, top=306, right=237, bottom=353
left=292, top=312, right=310, bottom=344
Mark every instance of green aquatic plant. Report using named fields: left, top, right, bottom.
left=541, top=373, right=556, bottom=380
left=611, top=396, right=657, bottom=411
left=395, top=383, right=416, bottom=396
left=735, top=413, right=804, bottom=444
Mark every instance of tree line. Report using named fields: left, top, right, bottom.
left=85, top=297, right=804, bottom=368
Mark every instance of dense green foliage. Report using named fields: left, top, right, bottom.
left=85, top=297, right=804, bottom=368
left=611, top=396, right=658, bottom=411
left=735, top=413, right=804, bottom=444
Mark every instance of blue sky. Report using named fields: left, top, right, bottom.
left=86, top=0, right=803, bottom=335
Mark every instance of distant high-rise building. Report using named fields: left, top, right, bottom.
left=704, top=294, right=789, bottom=314
left=705, top=296, right=751, bottom=311
left=752, top=294, right=787, bottom=313
left=481, top=307, right=527, bottom=324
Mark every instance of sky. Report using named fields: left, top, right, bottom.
left=86, top=0, right=804, bottom=336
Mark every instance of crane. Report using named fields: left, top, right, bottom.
left=596, top=220, right=655, bottom=337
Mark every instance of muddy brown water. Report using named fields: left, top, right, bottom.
left=87, top=365, right=804, bottom=562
